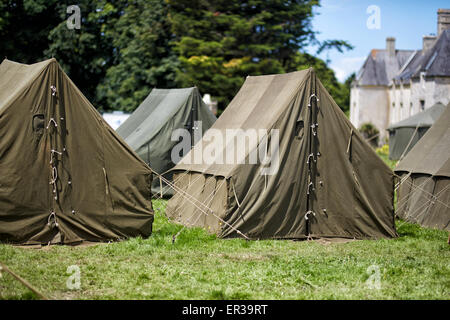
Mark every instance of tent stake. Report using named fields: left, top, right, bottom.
left=0, top=262, right=48, bottom=300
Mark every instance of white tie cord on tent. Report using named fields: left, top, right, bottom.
left=147, top=166, right=250, bottom=241
left=157, top=173, right=250, bottom=240
left=394, top=173, right=450, bottom=229
left=395, top=174, right=450, bottom=212
left=401, top=182, right=450, bottom=225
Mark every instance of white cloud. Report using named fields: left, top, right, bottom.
left=330, top=56, right=366, bottom=82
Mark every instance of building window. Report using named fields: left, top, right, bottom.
left=420, top=100, right=425, bottom=111
left=420, top=72, right=426, bottom=89
left=410, top=102, right=413, bottom=108
left=400, top=102, right=403, bottom=108
left=392, top=102, right=395, bottom=108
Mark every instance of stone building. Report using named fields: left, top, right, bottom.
left=349, top=38, right=413, bottom=141
left=390, top=10, right=450, bottom=124
left=350, top=9, right=450, bottom=143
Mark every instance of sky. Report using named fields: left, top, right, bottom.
left=307, top=0, right=450, bottom=82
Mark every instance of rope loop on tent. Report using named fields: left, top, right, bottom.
left=310, top=123, right=319, bottom=136
left=50, top=85, right=57, bottom=97
left=307, top=94, right=319, bottom=108
left=49, top=149, right=62, bottom=164
left=47, top=211, right=58, bottom=228
left=304, top=210, right=316, bottom=220
left=46, top=118, right=58, bottom=129
left=231, top=178, right=241, bottom=208
left=49, top=166, right=58, bottom=184
left=307, top=181, right=315, bottom=195
left=306, top=153, right=316, bottom=164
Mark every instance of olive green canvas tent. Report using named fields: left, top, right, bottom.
left=116, top=87, right=216, bottom=196
left=167, top=69, right=397, bottom=240
left=0, top=59, right=154, bottom=245
left=396, top=103, right=450, bottom=230
left=387, top=103, right=446, bottom=160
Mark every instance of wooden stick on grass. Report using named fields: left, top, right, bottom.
left=0, top=261, right=48, bottom=300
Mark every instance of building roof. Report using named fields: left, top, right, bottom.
left=394, top=29, right=450, bottom=83
left=355, top=49, right=414, bottom=86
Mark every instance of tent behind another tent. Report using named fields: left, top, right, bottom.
left=117, top=87, right=216, bottom=196
left=387, top=103, right=446, bottom=160
left=395, top=102, right=450, bottom=231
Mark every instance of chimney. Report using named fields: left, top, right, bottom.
left=422, top=35, right=437, bottom=52
left=437, top=9, right=450, bottom=36
left=386, top=37, right=396, bottom=57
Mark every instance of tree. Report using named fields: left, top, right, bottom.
left=0, top=0, right=61, bottom=63
left=45, top=0, right=127, bottom=110
left=96, top=0, right=179, bottom=112
left=1, top=0, right=353, bottom=114
left=168, top=0, right=352, bottom=111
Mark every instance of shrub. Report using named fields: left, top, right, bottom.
left=359, top=122, right=380, bottom=147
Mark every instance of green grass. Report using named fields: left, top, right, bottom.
left=376, top=145, right=397, bottom=170
left=0, top=200, right=449, bottom=300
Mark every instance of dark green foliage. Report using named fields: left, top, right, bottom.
left=168, top=0, right=352, bottom=111
left=0, top=0, right=61, bottom=64
left=359, top=122, right=380, bottom=147
left=45, top=1, right=125, bottom=108
left=0, top=0, right=353, bottom=113
left=95, top=0, right=180, bottom=112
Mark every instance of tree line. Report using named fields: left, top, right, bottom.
left=0, top=0, right=354, bottom=114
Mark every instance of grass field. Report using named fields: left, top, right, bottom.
left=0, top=200, right=449, bottom=300
left=0, top=147, right=449, bottom=300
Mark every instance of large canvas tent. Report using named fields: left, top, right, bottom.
left=167, top=69, right=397, bottom=240
left=0, top=59, right=154, bottom=245
left=387, top=103, right=446, bottom=160
left=117, top=87, right=216, bottom=195
left=396, top=103, right=450, bottom=230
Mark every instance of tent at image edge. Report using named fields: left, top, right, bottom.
left=116, top=87, right=216, bottom=196
left=387, top=102, right=447, bottom=160
left=0, top=58, right=154, bottom=245
left=167, top=68, right=398, bottom=240
left=395, top=102, right=450, bottom=231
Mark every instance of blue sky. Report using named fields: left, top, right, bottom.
left=307, top=0, right=449, bottom=82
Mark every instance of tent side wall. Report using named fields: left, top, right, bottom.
left=147, top=88, right=216, bottom=196
left=0, top=62, right=56, bottom=244
left=166, top=172, right=227, bottom=234
left=218, top=77, right=311, bottom=239
left=55, top=62, right=154, bottom=243
left=388, top=127, right=429, bottom=160
left=308, top=75, right=397, bottom=239
left=397, top=173, right=449, bottom=230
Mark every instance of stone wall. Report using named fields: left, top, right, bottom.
left=350, top=85, right=390, bottom=143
